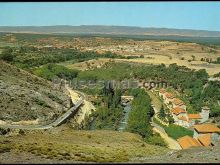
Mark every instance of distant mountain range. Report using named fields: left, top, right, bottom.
left=0, top=25, right=220, bottom=37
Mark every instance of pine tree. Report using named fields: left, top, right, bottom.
left=159, top=105, right=166, bottom=118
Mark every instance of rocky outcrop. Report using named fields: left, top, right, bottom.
left=0, top=60, right=71, bottom=124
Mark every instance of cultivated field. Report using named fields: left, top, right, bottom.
left=57, top=38, right=220, bottom=75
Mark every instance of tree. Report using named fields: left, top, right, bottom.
left=112, top=89, right=122, bottom=108
left=167, top=115, right=174, bottom=124
left=191, top=55, right=196, bottom=61
left=148, top=105, right=155, bottom=118
left=195, top=69, right=208, bottom=82
left=159, top=105, right=166, bottom=118
left=216, top=57, right=220, bottom=64
left=0, top=47, right=14, bottom=62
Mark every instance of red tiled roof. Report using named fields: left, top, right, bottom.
left=194, top=124, right=220, bottom=133
left=173, top=98, right=185, bottom=106
left=172, top=107, right=186, bottom=115
left=177, top=136, right=202, bottom=149
left=178, top=116, right=188, bottom=122
left=165, top=92, right=175, bottom=99
left=187, top=114, right=202, bottom=119
left=197, top=134, right=212, bottom=147
left=159, top=88, right=166, bottom=94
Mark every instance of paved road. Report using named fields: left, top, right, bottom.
left=151, top=120, right=181, bottom=150
left=0, top=88, right=85, bottom=130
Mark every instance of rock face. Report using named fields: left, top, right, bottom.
left=66, top=89, right=96, bottom=129
left=70, top=100, right=96, bottom=129
left=0, top=60, right=71, bottom=124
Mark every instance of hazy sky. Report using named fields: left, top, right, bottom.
left=1, top=2, right=220, bottom=31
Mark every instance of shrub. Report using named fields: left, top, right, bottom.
left=1, top=52, right=14, bottom=62
left=146, top=133, right=168, bottom=147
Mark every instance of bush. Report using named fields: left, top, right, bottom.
left=0, top=48, right=14, bottom=62
left=146, top=133, right=168, bottom=147
left=0, top=128, right=10, bottom=135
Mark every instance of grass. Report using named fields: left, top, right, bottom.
left=0, top=126, right=169, bottom=163
left=164, top=124, right=194, bottom=140
left=153, top=117, right=193, bottom=140
left=146, top=133, right=168, bottom=147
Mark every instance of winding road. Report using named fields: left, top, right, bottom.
left=147, top=90, right=181, bottom=150
left=0, top=87, right=85, bottom=130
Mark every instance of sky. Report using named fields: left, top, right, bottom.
left=0, top=2, right=220, bottom=31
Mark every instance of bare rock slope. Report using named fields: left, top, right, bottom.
left=0, top=60, right=71, bottom=124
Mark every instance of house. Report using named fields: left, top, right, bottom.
left=197, top=133, right=214, bottom=147
left=159, top=88, right=166, bottom=98
left=177, top=116, right=190, bottom=127
left=186, top=114, right=202, bottom=126
left=172, top=98, right=186, bottom=110
left=175, top=113, right=202, bottom=128
left=177, top=135, right=202, bottom=149
left=193, top=123, right=220, bottom=146
left=172, top=107, right=186, bottom=116
left=193, top=123, right=220, bottom=138
left=171, top=107, right=187, bottom=125
left=164, top=92, right=175, bottom=105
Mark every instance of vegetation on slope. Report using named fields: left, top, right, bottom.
left=0, top=127, right=169, bottom=163
left=126, top=89, right=154, bottom=138
left=0, top=46, right=136, bottom=69
left=86, top=83, right=124, bottom=130
left=152, top=117, right=193, bottom=140
left=77, top=62, right=220, bottom=117
left=32, top=63, right=79, bottom=81
left=164, top=124, right=194, bottom=140
left=0, top=60, right=71, bottom=122
left=126, top=88, right=167, bottom=147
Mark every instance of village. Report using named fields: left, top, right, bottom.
left=157, top=88, right=220, bottom=149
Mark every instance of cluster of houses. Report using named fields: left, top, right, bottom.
left=178, top=123, right=220, bottom=149
left=159, top=88, right=210, bottom=128
left=158, top=88, right=220, bottom=149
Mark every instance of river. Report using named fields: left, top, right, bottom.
left=118, top=103, right=131, bottom=132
